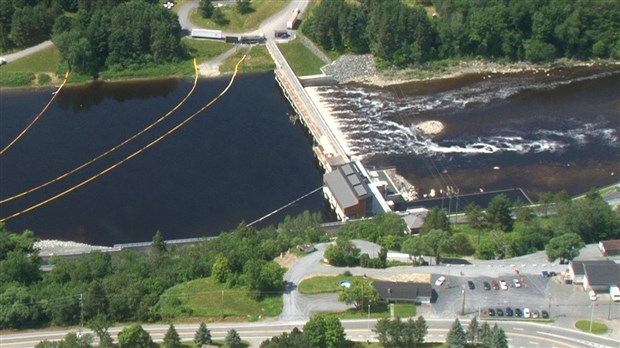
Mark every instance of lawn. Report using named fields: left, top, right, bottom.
left=299, top=275, right=375, bottom=295
left=334, top=303, right=417, bottom=319
left=575, top=320, right=609, bottom=334
left=278, top=39, right=325, bottom=76
left=189, top=0, right=289, bottom=32
left=219, top=46, right=275, bottom=74
left=0, top=45, right=66, bottom=87
left=157, top=277, right=282, bottom=321
left=185, top=38, right=233, bottom=63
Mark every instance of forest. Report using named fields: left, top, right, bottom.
left=302, top=0, right=620, bottom=66
left=0, top=0, right=187, bottom=77
left=2, top=189, right=618, bottom=330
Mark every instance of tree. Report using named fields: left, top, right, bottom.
left=545, top=233, right=585, bottom=263
left=323, top=239, right=360, bottom=267
left=374, top=316, right=427, bottom=347
left=236, top=0, right=253, bottom=14
left=420, top=229, right=452, bottom=265
left=63, top=332, right=94, bottom=348
left=401, top=236, right=426, bottom=265
left=446, top=318, right=466, bottom=348
left=338, top=278, right=379, bottom=310
left=303, top=314, right=344, bottom=348
left=163, top=324, right=181, bottom=348
left=489, top=324, right=508, bottom=348
left=409, top=316, right=427, bottom=347
left=211, top=7, right=229, bottom=26
left=225, top=329, right=242, bottom=348
left=88, top=313, right=111, bottom=347
left=151, top=230, right=167, bottom=255
left=194, top=322, right=212, bottom=346
left=421, top=207, right=451, bottom=233
left=324, top=315, right=346, bottom=348
left=199, top=0, right=214, bottom=18
left=486, top=194, right=514, bottom=232
left=118, top=324, right=153, bottom=348
left=465, top=202, right=486, bottom=231
left=555, top=192, right=620, bottom=243
left=479, top=321, right=492, bottom=347
left=260, top=327, right=309, bottom=348
left=84, top=280, right=108, bottom=320
left=466, top=316, right=479, bottom=343
left=212, top=254, right=233, bottom=283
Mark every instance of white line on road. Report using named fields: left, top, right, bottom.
left=513, top=327, right=525, bottom=331
left=529, top=341, right=540, bottom=345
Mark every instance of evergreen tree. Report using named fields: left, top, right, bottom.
left=490, top=324, right=508, bottom=348
left=163, top=324, right=181, bottom=348
left=480, top=321, right=492, bottom=347
left=236, top=0, right=252, bottom=14
left=194, top=322, right=212, bottom=346
left=446, top=318, right=466, bottom=348
left=486, top=194, right=514, bottom=232
left=151, top=230, right=167, bottom=255
left=422, top=207, right=452, bottom=233
left=467, top=316, right=479, bottom=343
left=225, top=329, right=242, bottom=348
left=199, top=0, right=214, bottom=18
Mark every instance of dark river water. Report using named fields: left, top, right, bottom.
left=318, top=65, right=619, bottom=201
left=0, top=73, right=325, bottom=245
left=1, top=67, right=618, bottom=245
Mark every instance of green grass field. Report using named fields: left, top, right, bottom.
left=575, top=320, right=609, bottom=334
left=298, top=275, right=375, bottom=294
left=278, top=39, right=325, bottom=76
left=189, top=0, right=289, bottom=32
left=219, top=46, right=275, bottom=74
left=157, top=277, right=282, bottom=321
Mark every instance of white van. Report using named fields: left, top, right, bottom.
left=610, top=286, right=620, bottom=302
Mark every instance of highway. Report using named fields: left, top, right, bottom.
left=1, top=319, right=618, bottom=348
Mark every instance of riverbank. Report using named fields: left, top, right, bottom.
left=321, top=54, right=620, bottom=87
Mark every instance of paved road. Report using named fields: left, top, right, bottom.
left=1, top=40, right=53, bottom=64
left=1, top=318, right=618, bottom=348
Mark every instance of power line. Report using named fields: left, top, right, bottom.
left=248, top=186, right=324, bottom=226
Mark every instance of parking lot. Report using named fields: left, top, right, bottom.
left=431, top=271, right=552, bottom=319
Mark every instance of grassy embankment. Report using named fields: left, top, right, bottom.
left=157, top=277, right=282, bottom=321
left=189, top=0, right=289, bottom=33
left=219, top=46, right=275, bottom=74
left=278, top=39, right=326, bottom=76
left=299, top=275, right=417, bottom=319
left=574, top=320, right=609, bottom=334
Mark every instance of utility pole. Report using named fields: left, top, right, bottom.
left=590, top=302, right=595, bottom=332
left=79, top=293, right=84, bottom=336
left=461, top=288, right=465, bottom=315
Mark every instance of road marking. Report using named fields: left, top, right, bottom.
left=513, top=327, right=525, bottom=331
left=536, top=331, right=618, bottom=348
left=529, top=342, right=540, bottom=345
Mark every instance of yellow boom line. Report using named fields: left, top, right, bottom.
left=0, top=58, right=199, bottom=205
left=0, top=54, right=247, bottom=223
left=0, top=69, right=71, bottom=156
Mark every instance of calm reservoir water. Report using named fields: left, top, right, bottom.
left=0, top=73, right=325, bottom=245
left=1, top=66, right=618, bottom=245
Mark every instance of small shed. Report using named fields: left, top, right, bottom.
left=372, top=281, right=432, bottom=304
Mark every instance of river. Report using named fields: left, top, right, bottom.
left=1, top=66, right=618, bottom=245
left=316, top=65, right=619, bottom=201
left=0, top=73, right=325, bottom=245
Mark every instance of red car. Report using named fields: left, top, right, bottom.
left=492, top=280, right=500, bottom=290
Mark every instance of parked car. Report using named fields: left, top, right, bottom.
left=483, top=281, right=491, bottom=290
left=505, top=307, right=513, bottom=317
left=435, top=276, right=446, bottom=286
left=488, top=308, right=495, bottom=316
left=515, top=308, right=522, bottom=317
left=500, top=279, right=508, bottom=290
left=523, top=308, right=531, bottom=318
left=532, top=310, right=540, bottom=318
left=541, top=310, right=549, bottom=319
left=467, top=280, right=475, bottom=290
left=0, top=57, right=6, bottom=65
left=513, top=279, right=521, bottom=288
left=492, top=280, right=500, bottom=290
left=541, top=271, right=549, bottom=278
left=549, top=271, right=557, bottom=277
left=496, top=308, right=504, bottom=316
left=589, top=290, right=598, bottom=301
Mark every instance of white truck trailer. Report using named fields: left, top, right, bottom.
left=191, top=29, right=223, bottom=40
left=286, top=8, right=300, bottom=30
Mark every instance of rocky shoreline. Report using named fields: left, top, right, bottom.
left=321, top=54, right=619, bottom=87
